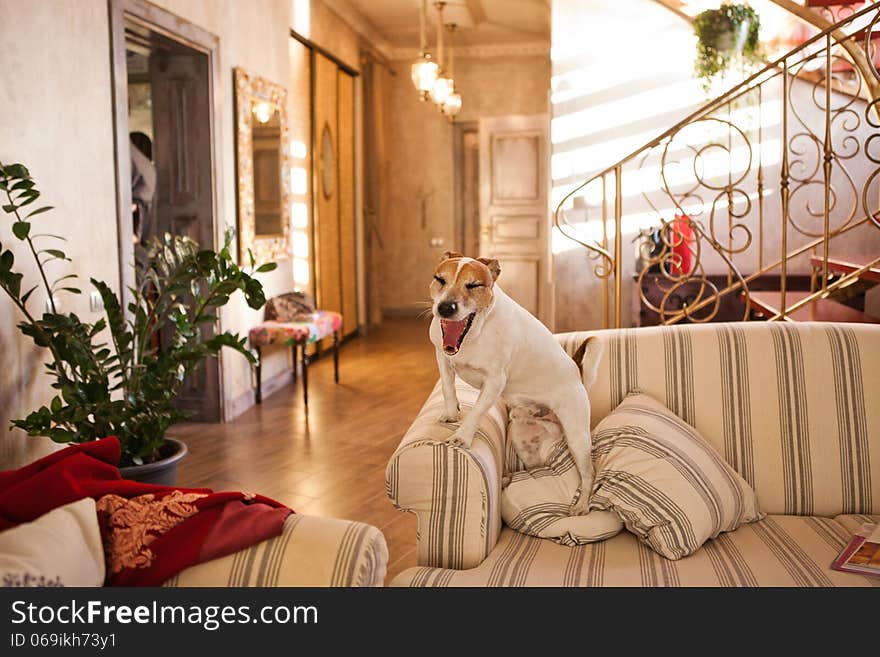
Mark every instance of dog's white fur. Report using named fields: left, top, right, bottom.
left=430, top=257, right=600, bottom=513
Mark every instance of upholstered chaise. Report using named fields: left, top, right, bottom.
left=165, top=515, right=388, bottom=587
left=386, top=322, right=880, bottom=586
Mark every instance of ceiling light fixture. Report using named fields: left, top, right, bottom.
left=430, top=2, right=454, bottom=105
left=410, top=0, right=438, bottom=100
left=440, top=23, right=461, bottom=119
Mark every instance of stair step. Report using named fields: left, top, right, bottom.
left=809, top=254, right=880, bottom=283
left=805, top=0, right=863, bottom=6
left=746, top=290, right=880, bottom=324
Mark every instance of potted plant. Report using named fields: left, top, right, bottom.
left=0, top=161, right=275, bottom=484
left=693, top=3, right=763, bottom=92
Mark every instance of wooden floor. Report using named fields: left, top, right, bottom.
left=173, top=317, right=436, bottom=584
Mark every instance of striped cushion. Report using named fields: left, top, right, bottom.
left=502, top=438, right=624, bottom=545
left=391, top=518, right=880, bottom=587
left=590, top=393, right=764, bottom=559
left=164, top=515, right=387, bottom=587
left=557, top=322, right=880, bottom=517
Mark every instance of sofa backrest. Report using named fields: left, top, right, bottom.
left=557, top=322, right=879, bottom=518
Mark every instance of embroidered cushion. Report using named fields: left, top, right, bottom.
left=264, top=292, right=315, bottom=322
left=0, top=498, right=105, bottom=586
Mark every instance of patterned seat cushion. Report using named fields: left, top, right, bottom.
left=391, top=516, right=880, bottom=587
left=249, top=310, right=343, bottom=348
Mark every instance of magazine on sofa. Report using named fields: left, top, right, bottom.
left=832, top=523, right=880, bottom=578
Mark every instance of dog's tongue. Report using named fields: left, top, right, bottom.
left=441, top=318, right=468, bottom=352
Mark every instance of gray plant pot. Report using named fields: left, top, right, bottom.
left=118, top=437, right=188, bottom=486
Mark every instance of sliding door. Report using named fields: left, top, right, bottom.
left=312, top=52, right=358, bottom=346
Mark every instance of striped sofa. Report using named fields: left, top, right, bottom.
left=164, top=515, right=387, bottom=587
left=386, top=322, right=879, bottom=586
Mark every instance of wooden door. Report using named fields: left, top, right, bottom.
left=337, top=69, right=358, bottom=338
left=150, top=48, right=220, bottom=421
left=478, top=114, right=553, bottom=327
left=313, top=53, right=358, bottom=347
left=313, top=53, right=341, bottom=349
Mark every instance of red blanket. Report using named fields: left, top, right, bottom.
left=0, top=437, right=291, bottom=586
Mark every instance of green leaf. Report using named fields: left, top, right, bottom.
left=6, top=272, right=22, bottom=298
left=43, top=249, right=67, bottom=259
left=1, top=204, right=16, bottom=213
left=5, top=164, right=30, bottom=179
left=256, top=262, right=278, bottom=273
left=60, top=287, right=81, bottom=294
left=47, top=428, right=75, bottom=444
left=10, top=179, right=34, bottom=192
left=50, top=396, right=62, bottom=413
left=0, top=250, right=12, bottom=273
left=12, top=221, right=30, bottom=240
left=26, top=206, right=53, bottom=218
left=21, top=285, right=38, bottom=304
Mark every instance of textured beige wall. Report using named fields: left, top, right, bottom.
left=0, top=0, right=362, bottom=467
left=0, top=0, right=119, bottom=467
left=380, top=54, right=551, bottom=315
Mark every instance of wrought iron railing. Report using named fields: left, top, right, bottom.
left=554, top=2, right=880, bottom=328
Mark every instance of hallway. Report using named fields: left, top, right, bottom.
left=174, top=318, right=437, bottom=582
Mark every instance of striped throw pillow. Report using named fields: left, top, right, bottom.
left=591, top=392, right=764, bottom=560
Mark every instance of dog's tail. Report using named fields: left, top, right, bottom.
left=571, top=336, right=604, bottom=390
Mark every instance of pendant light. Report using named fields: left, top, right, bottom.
left=441, top=24, right=462, bottom=118
left=410, top=0, right=438, bottom=100
left=431, top=2, right=454, bottom=105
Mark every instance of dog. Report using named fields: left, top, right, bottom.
left=429, top=251, right=602, bottom=513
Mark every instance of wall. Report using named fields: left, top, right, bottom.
left=380, top=53, right=551, bottom=315
left=0, top=0, right=120, bottom=467
left=551, top=0, right=705, bottom=331
left=550, top=0, right=880, bottom=331
left=0, top=0, right=363, bottom=467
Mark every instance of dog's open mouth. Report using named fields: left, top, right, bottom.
left=440, top=313, right=476, bottom=355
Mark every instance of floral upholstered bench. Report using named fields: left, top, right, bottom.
left=248, top=292, right=342, bottom=405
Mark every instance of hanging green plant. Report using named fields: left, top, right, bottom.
left=693, top=3, right=763, bottom=92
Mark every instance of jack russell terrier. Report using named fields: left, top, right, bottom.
left=429, top=251, right=601, bottom=514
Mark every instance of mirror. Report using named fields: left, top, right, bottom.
left=234, top=67, right=291, bottom=263
left=252, top=103, right=282, bottom=236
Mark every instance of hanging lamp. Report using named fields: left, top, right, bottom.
left=410, top=0, right=438, bottom=100
left=431, top=2, right=454, bottom=105
left=441, top=24, right=462, bottom=118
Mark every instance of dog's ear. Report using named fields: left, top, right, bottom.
left=476, top=257, right=501, bottom=281
left=440, top=250, right=463, bottom=262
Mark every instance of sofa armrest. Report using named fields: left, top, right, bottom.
left=386, top=380, right=508, bottom=570
left=165, top=515, right=388, bottom=587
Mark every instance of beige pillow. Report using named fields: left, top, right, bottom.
left=591, top=392, right=764, bottom=559
left=0, top=498, right=105, bottom=587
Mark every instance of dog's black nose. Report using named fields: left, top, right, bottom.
left=438, top=301, right=458, bottom=318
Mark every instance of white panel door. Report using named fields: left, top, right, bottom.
left=479, top=114, right=553, bottom=327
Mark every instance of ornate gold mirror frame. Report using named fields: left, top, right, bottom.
left=234, top=67, right=291, bottom=263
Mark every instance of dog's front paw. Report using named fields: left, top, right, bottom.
left=569, top=488, right=591, bottom=516
left=438, top=409, right=460, bottom=424
left=447, top=427, right=475, bottom=449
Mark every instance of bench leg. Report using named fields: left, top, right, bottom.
left=301, top=342, right=309, bottom=407
left=255, top=346, right=263, bottom=404
left=333, top=330, right=340, bottom=384
left=291, top=342, right=298, bottom=383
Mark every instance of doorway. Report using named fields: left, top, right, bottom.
left=109, top=0, right=223, bottom=422
left=454, top=121, right=480, bottom=258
